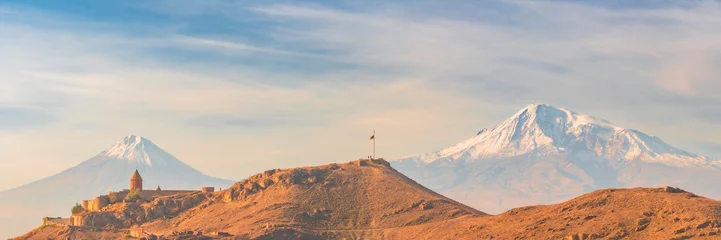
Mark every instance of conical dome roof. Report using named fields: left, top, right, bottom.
left=130, top=169, right=143, bottom=181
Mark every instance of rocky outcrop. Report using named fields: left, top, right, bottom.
left=222, top=166, right=334, bottom=202
left=664, top=186, right=686, bottom=193
left=222, top=159, right=392, bottom=202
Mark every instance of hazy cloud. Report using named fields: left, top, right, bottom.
left=186, top=113, right=323, bottom=130
left=0, top=108, right=57, bottom=131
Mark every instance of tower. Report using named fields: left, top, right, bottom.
left=130, top=169, right=143, bottom=191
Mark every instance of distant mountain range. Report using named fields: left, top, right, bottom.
left=0, top=135, right=234, bottom=238
left=392, top=104, right=721, bottom=214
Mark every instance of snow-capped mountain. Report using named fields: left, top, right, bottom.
left=0, top=135, right=235, bottom=199
left=0, top=135, right=234, bottom=238
left=393, top=104, right=721, bottom=214
left=408, top=104, right=711, bottom=167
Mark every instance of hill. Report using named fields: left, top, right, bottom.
left=389, top=187, right=721, bottom=239
left=140, top=158, right=483, bottom=237
left=15, top=158, right=484, bottom=239
left=393, top=103, right=721, bottom=214
left=0, top=135, right=234, bottom=238
left=15, top=159, right=721, bottom=239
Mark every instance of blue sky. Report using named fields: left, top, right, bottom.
left=1, top=0, right=721, bottom=191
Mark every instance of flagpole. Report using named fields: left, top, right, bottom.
left=373, top=130, right=375, bottom=159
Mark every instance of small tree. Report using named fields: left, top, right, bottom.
left=71, top=203, right=83, bottom=215
left=125, top=189, right=142, bottom=202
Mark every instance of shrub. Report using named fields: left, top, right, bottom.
left=125, top=189, right=142, bottom=202
left=71, top=203, right=83, bottom=215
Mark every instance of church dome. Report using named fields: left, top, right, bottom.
left=130, top=169, right=143, bottom=181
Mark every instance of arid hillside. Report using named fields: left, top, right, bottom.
left=15, top=158, right=483, bottom=239
left=15, top=159, right=721, bottom=240
left=139, top=158, right=484, bottom=238
left=384, top=187, right=721, bottom=239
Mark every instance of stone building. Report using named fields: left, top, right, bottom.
left=80, top=170, right=215, bottom=212
left=43, top=170, right=218, bottom=227
left=202, top=187, right=215, bottom=193
left=130, top=169, right=143, bottom=191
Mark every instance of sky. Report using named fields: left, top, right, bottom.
left=1, top=0, right=721, bottom=191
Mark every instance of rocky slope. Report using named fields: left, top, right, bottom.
left=393, top=104, right=721, bottom=213
left=16, top=159, right=721, bottom=240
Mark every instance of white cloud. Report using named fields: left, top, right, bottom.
left=174, top=36, right=311, bottom=57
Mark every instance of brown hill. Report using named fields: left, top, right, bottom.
left=137, top=158, right=484, bottom=238
left=15, top=159, right=721, bottom=239
left=383, top=187, right=721, bottom=239
left=15, top=159, right=483, bottom=239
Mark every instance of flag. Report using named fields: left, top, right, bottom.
left=369, top=134, right=375, bottom=140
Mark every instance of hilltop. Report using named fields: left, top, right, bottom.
left=15, top=159, right=721, bottom=239
left=141, top=158, right=482, bottom=235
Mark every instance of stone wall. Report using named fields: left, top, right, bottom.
left=113, top=189, right=198, bottom=202
left=81, top=187, right=213, bottom=211
left=73, top=215, right=84, bottom=226
left=87, top=199, right=98, bottom=212
left=86, top=195, right=111, bottom=211
left=142, top=190, right=198, bottom=200
left=97, top=196, right=109, bottom=209
left=78, top=192, right=208, bottom=229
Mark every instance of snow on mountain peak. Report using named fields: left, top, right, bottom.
left=101, top=135, right=167, bottom=166
left=406, top=104, right=709, bottom=167
left=514, top=104, right=619, bottom=130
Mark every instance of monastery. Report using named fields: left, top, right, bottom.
left=43, top=170, right=215, bottom=227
